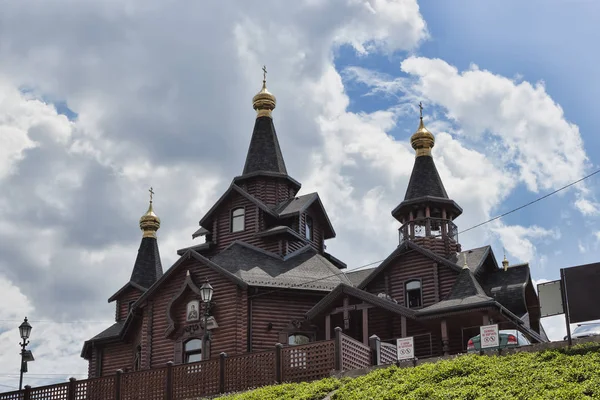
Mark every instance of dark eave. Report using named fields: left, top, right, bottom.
left=233, top=171, right=301, bottom=192
left=306, top=283, right=416, bottom=321
left=358, top=240, right=462, bottom=290
left=199, top=183, right=278, bottom=228
left=392, top=196, right=463, bottom=220
left=107, top=281, right=147, bottom=303
left=254, top=226, right=308, bottom=242
left=176, top=241, right=214, bottom=256
left=323, top=252, right=347, bottom=270
left=192, top=227, right=210, bottom=239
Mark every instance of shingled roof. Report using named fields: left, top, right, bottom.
left=81, top=321, right=125, bottom=357
left=130, top=237, right=163, bottom=289
left=479, top=263, right=530, bottom=317
left=211, top=241, right=351, bottom=291
left=242, top=116, right=287, bottom=176
left=448, top=246, right=491, bottom=275
left=404, top=155, right=448, bottom=200
left=346, top=267, right=376, bottom=287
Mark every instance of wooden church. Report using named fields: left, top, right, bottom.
left=81, top=73, right=546, bottom=377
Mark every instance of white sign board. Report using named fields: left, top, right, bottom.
left=537, top=280, right=564, bottom=318
left=480, top=324, right=499, bottom=349
left=396, top=337, right=414, bottom=361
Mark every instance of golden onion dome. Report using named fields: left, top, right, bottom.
left=410, top=102, right=435, bottom=157
left=140, top=188, right=160, bottom=238
left=252, top=65, right=276, bottom=118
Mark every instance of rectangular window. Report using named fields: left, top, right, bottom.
left=305, top=216, right=313, bottom=240
left=231, top=208, right=245, bottom=232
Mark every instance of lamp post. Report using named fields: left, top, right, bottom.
left=18, top=317, right=34, bottom=391
left=200, top=279, right=214, bottom=361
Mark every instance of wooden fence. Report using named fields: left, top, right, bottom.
left=0, top=328, right=384, bottom=400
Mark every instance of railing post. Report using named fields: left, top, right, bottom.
left=23, top=385, right=31, bottom=400
left=334, top=327, right=343, bottom=371
left=165, top=362, right=173, bottom=400
left=369, top=335, right=381, bottom=366
left=219, top=352, right=227, bottom=394
left=115, top=369, right=123, bottom=400
left=275, top=343, right=283, bottom=383
left=68, top=377, right=76, bottom=400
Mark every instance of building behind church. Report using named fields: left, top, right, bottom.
left=81, top=73, right=546, bottom=377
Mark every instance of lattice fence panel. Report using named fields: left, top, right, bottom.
left=172, top=359, right=220, bottom=400
left=340, top=334, right=371, bottom=371
left=281, top=340, right=335, bottom=383
left=0, top=390, right=21, bottom=400
left=121, top=368, right=166, bottom=400
left=76, top=376, right=115, bottom=400
left=224, top=350, right=276, bottom=393
left=29, top=382, right=69, bottom=400
left=380, top=342, right=397, bottom=365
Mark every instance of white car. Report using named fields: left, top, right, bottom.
left=564, top=322, right=600, bottom=340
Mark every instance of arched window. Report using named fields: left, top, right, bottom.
left=405, top=280, right=422, bottom=308
left=184, top=339, right=202, bottom=363
left=231, top=208, right=245, bottom=232
left=305, top=216, right=313, bottom=240
left=288, top=334, right=310, bottom=346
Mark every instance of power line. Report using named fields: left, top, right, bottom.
left=249, top=167, right=600, bottom=299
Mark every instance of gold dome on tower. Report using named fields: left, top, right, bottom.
left=411, top=102, right=435, bottom=157
left=252, top=65, right=276, bottom=118
left=140, top=187, right=161, bottom=238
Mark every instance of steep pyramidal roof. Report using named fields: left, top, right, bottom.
left=404, top=155, right=449, bottom=200
left=242, top=116, right=288, bottom=176
left=130, top=236, right=163, bottom=289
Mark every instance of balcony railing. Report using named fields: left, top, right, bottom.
left=398, top=217, right=458, bottom=243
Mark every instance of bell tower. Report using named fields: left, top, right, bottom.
left=392, top=104, right=462, bottom=256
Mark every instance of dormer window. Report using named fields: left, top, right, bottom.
left=305, top=216, right=313, bottom=240
left=405, top=280, right=422, bottom=308
left=231, top=208, right=245, bottom=232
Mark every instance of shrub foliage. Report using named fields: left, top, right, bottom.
left=216, top=343, right=600, bottom=400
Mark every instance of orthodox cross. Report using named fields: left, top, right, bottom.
left=262, top=65, right=267, bottom=82
left=149, top=187, right=154, bottom=203
left=419, top=101, right=423, bottom=118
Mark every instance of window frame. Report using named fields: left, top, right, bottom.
left=133, top=345, right=141, bottom=371
left=305, top=215, right=313, bottom=241
left=230, top=207, right=246, bottom=233
left=184, top=338, right=203, bottom=364
left=404, top=279, right=423, bottom=309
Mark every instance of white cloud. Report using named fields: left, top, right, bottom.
left=491, top=223, right=560, bottom=263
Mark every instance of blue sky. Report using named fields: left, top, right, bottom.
left=0, top=0, right=598, bottom=388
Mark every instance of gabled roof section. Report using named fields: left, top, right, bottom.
left=358, top=240, right=462, bottom=290
left=448, top=246, right=491, bottom=275
left=448, top=268, right=489, bottom=299
left=404, top=155, right=448, bottom=200
left=211, top=241, right=351, bottom=291
left=479, top=262, right=531, bottom=317
left=107, top=281, right=146, bottom=303
left=254, top=225, right=308, bottom=242
left=242, top=116, right=288, bottom=176
left=81, top=321, right=125, bottom=358
left=199, top=183, right=278, bottom=228
left=276, top=193, right=336, bottom=239
left=306, top=283, right=416, bottom=320
left=132, top=250, right=247, bottom=309
left=346, top=267, right=376, bottom=287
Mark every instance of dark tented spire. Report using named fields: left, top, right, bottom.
left=404, top=156, right=449, bottom=200
left=131, top=189, right=163, bottom=288
left=242, top=116, right=288, bottom=175
left=130, top=236, right=163, bottom=288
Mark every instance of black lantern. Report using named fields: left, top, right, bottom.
left=200, top=280, right=213, bottom=303
left=19, top=317, right=32, bottom=340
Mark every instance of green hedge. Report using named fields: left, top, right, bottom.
left=216, top=342, right=600, bottom=400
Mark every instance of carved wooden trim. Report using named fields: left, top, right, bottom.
left=164, top=272, right=203, bottom=338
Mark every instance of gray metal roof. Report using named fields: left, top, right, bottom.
left=212, top=241, right=351, bottom=291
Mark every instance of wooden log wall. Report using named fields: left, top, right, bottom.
left=250, top=290, right=324, bottom=352
left=115, top=287, right=143, bottom=321
left=101, top=342, right=133, bottom=376
left=140, top=257, right=247, bottom=369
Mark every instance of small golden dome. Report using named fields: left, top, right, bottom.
left=252, top=66, right=276, bottom=118
left=410, top=102, right=435, bottom=157
left=140, top=188, right=160, bottom=238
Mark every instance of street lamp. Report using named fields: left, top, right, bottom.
left=200, top=279, right=213, bottom=360
left=18, top=317, right=34, bottom=391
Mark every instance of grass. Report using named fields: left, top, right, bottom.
left=215, top=342, right=600, bottom=400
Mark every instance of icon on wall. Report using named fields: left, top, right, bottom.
left=187, top=300, right=200, bottom=321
